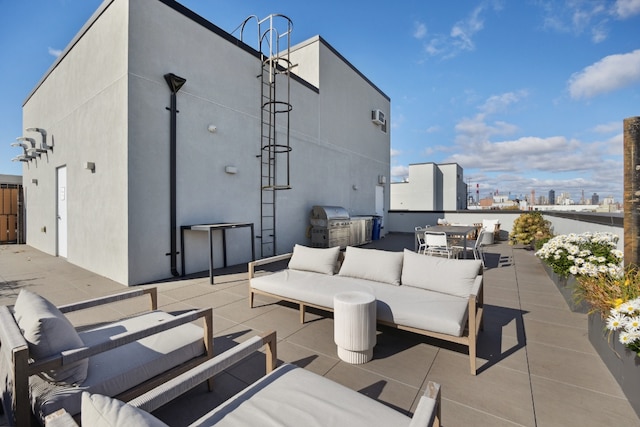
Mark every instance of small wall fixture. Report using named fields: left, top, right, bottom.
left=207, top=124, right=217, bottom=133
left=225, top=165, right=238, bottom=174
left=352, top=184, right=359, bottom=191
left=378, top=175, right=387, bottom=185
left=31, top=178, right=38, bottom=185
left=84, top=162, right=95, bottom=172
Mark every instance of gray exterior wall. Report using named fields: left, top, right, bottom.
left=20, top=0, right=390, bottom=286
left=22, top=0, right=130, bottom=283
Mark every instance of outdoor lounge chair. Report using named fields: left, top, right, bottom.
left=0, top=288, right=213, bottom=426
left=44, top=331, right=442, bottom=427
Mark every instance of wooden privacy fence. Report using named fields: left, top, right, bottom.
left=0, top=185, right=21, bottom=244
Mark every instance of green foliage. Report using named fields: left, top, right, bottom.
left=508, top=212, right=553, bottom=246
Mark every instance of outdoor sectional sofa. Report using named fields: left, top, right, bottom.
left=44, top=332, right=442, bottom=426
left=249, top=245, right=484, bottom=374
left=0, top=287, right=213, bottom=426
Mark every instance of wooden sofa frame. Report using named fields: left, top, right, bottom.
left=44, top=331, right=442, bottom=427
left=0, top=287, right=214, bottom=426
left=248, top=253, right=484, bottom=375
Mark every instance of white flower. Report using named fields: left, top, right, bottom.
left=619, top=302, right=637, bottom=316
left=625, top=316, right=640, bottom=331
left=619, top=331, right=634, bottom=345
left=607, top=313, right=625, bottom=330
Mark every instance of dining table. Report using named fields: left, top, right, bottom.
left=414, top=225, right=477, bottom=257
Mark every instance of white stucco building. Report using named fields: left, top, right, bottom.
left=390, top=163, right=466, bottom=211
left=19, top=0, right=390, bottom=286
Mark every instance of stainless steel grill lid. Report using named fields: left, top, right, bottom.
left=310, top=206, right=349, bottom=221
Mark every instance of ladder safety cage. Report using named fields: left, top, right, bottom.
left=237, top=14, right=294, bottom=258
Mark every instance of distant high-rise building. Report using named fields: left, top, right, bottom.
left=549, top=190, right=555, bottom=205
left=592, top=193, right=599, bottom=205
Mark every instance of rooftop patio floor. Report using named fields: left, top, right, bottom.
left=1, top=234, right=638, bottom=426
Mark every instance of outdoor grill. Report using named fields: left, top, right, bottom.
left=310, top=205, right=350, bottom=249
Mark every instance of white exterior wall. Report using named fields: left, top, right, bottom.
left=440, top=163, right=466, bottom=210
left=21, top=0, right=390, bottom=285
left=22, top=0, right=130, bottom=284
left=390, top=163, right=436, bottom=210
left=390, top=162, right=465, bottom=211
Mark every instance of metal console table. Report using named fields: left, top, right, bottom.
left=180, top=222, right=255, bottom=284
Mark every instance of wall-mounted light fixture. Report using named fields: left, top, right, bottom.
left=84, top=162, right=95, bottom=173
left=378, top=175, right=387, bottom=185
left=31, top=178, right=38, bottom=185
left=225, top=165, right=238, bottom=174
left=207, top=124, right=217, bottom=133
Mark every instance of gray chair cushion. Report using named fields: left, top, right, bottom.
left=13, top=289, right=88, bottom=385
left=192, top=364, right=411, bottom=426
left=81, top=392, right=169, bottom=427
left=30, top=310, right=205, bottom=422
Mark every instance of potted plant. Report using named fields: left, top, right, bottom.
left=535, top=232, right=623, bottom=312
left=575, top=265, right=640, bottom=418
left=508, top=212, right=552, bottom=249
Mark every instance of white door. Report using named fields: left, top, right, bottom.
left=375, top=185, right=384, bottom=227
left=57, top=166, right=68, bottom=257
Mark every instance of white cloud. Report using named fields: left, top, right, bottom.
left=390, top=148, right=402, bottom=157
left=592, top=121, right=621, bottom=133
left=413, top=22, right=427, bottom=39
left=605, top=133, right=623, bottom=155
left=450, top=5, right=485, bottom=52
left=614, top=0, right=640, bottom=18
left=480, top=90, right=528, bottom=115
left=391, top=165, right=409, bottom=182
left=48, top=47, right=62, bottom=57
left=454, top=91, right=527, bottom=144
left=423, top=1, right=501, bottom=59
left=568, top=49, right=640, bottom=99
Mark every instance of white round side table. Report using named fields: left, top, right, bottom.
left=333, top=291, right=377, bottom=364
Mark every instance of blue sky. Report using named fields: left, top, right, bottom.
left=2, top=0, right=640, bottom=203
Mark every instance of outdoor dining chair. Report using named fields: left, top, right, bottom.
left=423, top=231, right=455, bottom=258
left=452, top=229, right=486, bottom=266
left=415, top=226, right=428, bottom=254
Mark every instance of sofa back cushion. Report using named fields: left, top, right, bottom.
left=13, top=289, right=88, bottom=385
left=81, top=392, right=169, bottom=427
left=401, top=249, right=481, bottom=297
left=288, top=244, right=341, bottom=275
left=338, top=247, right=403, bottom=286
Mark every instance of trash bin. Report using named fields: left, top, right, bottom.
left=372, top=216, right=382, bottom=240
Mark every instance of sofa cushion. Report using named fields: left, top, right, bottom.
left=251, top=269, right=469, bottom=336
left=288, top=244, right=340, bottom=275
left=401, top=249, right=481, bottom=298
left=193, top=363, right=411, bottom=426
left=81, top=392, right=169, bottom=427
left=338, top=247, right=403, bottom=285
left=252, top=270, right=376, bottom=308
left=13, top=289, right=88, bottom=385
left=373, top=282, right=469, bottom=336
left=30, top=310, right=206, bottom=423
